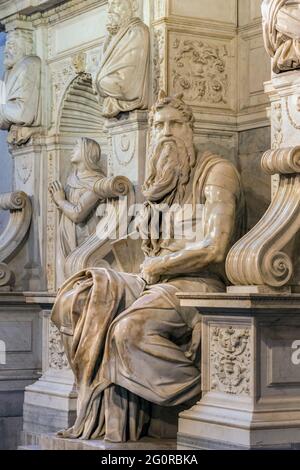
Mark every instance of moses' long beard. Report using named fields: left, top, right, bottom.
left=142, top=137, right=195, bottom=206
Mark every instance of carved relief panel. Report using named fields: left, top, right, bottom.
left=210, top=326, right=252, bottom=395
left=202, top=317, right=253, bottom=397
left=168, top=32, right=236, bottom=113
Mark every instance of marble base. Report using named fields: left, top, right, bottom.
left=0, top=293, right=43, bottom=449
left=177, top=292, right=300, bottom=450
left=0, top=417, right=23, bottom=450
left=20, top=432, right=176, bottom=451
left=23, top=368, right=77, bottom=435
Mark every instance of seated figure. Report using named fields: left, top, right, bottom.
left=95, top=0, right=149, bottom=118
left=0, top=29, right=41, bottom=144
left=51, top=91, right=245, bottom=442
left=262, top=0, right=300, bottom=73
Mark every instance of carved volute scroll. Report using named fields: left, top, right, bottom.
left=226, top=147, right=300, bottom=288
left=64, top=176, right=135, bottom=278
left=0, top=191, right=32, bottom=288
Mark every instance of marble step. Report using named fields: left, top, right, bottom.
left=39, top=434, right=177, bottom=451
left=18, top=445, right=41, bottom=451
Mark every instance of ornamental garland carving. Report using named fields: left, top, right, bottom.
left=49, top=321, right=69, bottom=370
left=210, top=326, right=251, bottom=395
left=272, top=102, right=283, bottom=150
left=153, top=26, right=166, bottom=99
left=171, top=37, right=229, bottom=106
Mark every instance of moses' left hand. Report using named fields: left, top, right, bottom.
left=140, top=257, right=164, bottom=285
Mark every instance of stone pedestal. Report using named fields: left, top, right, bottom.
left=22, top=295, right=77, bottom=445
left=105, top=111, right=148, bottom=199
left=0, top=293, right=43, bottom=450
left=177, top=292, right=300, bottom=450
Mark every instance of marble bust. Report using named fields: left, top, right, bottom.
left=95, top=0, right=149, bottom=118
left=262, top=0, right=300, bottom=73
left=0, top=29, right=41, bottom=144
left=49, top=138, right=105, bottom=285
left=51, top=92, right=245, bottom=442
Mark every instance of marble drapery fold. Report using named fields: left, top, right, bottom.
left=96, top=17, right=149, bottom=118
left=0, top=55, right=41, bottom=130
left=262, top=0, right=300, bottom=73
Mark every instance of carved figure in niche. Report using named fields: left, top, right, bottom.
left=0, top=29, right=41, bottom=145
left=49, top=138, right=105, bottom=284
left=51, top=92, right=245, bottom=442
left=262, top=0, right=300, bottom=73
left=95, top=0, right=149, bottom=118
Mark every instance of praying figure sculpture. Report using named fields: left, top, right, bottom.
left=95, top=0, right=149, bottom=118
left=262, top=0, right=300, bottom=73
left=49, top=138, right=106, bottom=285
left=0, top=29, right=41, bottom=145
left=51, top=92, right=245, bottom=442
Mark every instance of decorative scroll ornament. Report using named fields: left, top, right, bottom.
left=64, top=176, right=135, bottom=278
left=0, top=263, right=15, bottom=288
left=0, top=191, right=32, bottom=289
left=226, top=147, right=300, bottom=288
left=210, top=326, right=251, bottom=395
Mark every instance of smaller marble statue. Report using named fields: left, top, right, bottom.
left=0, top=29, right=41, bottom=144
left=96, top=0, right=150, bottom=118
left=262, top=0, right=300, bottom=73
left=49, top=138, right=105, bottom=284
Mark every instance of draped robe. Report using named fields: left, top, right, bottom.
left=0, top=56, right=41, bottom=130
left=262, top=0, right=300, bottom=73
left=51, top=152, right=245, bottom=442
left=96, top=17, right=149, bottom=118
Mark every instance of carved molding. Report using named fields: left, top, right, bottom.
left=58, top=73, right=103, bottom=135
left=170, top=35, right=229, bottom=106
left=272, top=102, right=283, bottom=150
left=64, top=176, right=135, bottom=278
left=47, top=152, right=57, bottom=293
left=210, top=326, right=251, bottom=395
left=49, top=321, right=69, bottom=370
left=285, top=96, right=300, bottom=131
left=152, top=25, right=166, bottom=100
left=0, top=191, right=32, bottom=288
left=112, top=133, right=136, bottom=167
left=226, top=147, right=300, bottom=288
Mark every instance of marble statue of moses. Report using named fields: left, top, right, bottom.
left=51, top=92, right=245, bottom=442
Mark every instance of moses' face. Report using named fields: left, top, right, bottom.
left=152, top=106, right=191, bottom=147
left=143, top=106, right=195, bottom=204
left=4, top=36, right=25, bottom=69
left=107, top=0, right=133, bottom=34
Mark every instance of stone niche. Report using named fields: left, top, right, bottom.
left=0, top=0, right=272, bottom=450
